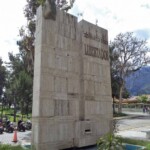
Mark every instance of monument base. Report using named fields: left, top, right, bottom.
left=32, top=118, right=111, bottom=150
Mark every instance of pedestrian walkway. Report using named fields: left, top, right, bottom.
left=123, top=111, right=150, bottom=116
left=0, top=111, right=149, bottom=149
left=116, top=111, right=150, bottom=141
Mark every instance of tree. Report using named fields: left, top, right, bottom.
left=5, top=53, right=33, bottom=121
left=17, top=0, right=39, bottom=75
left=110, top=45, right=121, bottom=113
left=137, top=95, right=149, bottom=103
left=110, top=32, right=150, bottom=113
left=0, top=58, right=7, bottom=98
left=0, top=58, right=7, bottom=118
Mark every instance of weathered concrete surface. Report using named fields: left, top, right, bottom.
left=32, top=5, right=112, bottom=150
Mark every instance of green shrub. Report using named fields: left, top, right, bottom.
left=137, top=95, right=149, bottom=103
left=97, top=133, right=123, bottom=150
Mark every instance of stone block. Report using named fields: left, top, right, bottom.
left=54, top=76, right=67, bottom=93
left=68, top=77, right=80, bottom=94
left=68, top=100, right=79, bottom=117
left=84, top=80, right=95, bottom=96
left=68, top=57, right=80, bottom=73
left=55, top=54, right=68, bottom=71
left=40, top=74, right=54, bottom=92
left=40, top=99, right=54, bottom=117
left=53, top=92, right=67, bottom=100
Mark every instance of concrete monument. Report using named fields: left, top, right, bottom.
left=32, top=2, right=112, bottom=150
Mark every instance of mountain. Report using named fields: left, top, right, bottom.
left=125, top=66, right=150, bottom=96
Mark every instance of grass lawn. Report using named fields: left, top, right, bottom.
left=0, top=138, right=150, bottom=150
left=1, top=108, right=32, bottom=122
left=0, top=144, right=29, bottom=150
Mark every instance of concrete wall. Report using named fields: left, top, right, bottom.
left=32, top=5, right=112, bottom=150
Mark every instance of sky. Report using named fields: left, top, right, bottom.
left=0, top=0, right=150, bottom=62
left=0, top=0, right=27, bottom=62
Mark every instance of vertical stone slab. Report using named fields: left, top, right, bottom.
left=32, top=6, right=79, bottom=150
left=74, top=20, right=112, bottom=147
left=32, top=5, right=112, bottom=150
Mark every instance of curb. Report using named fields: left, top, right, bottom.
left=114, top=114, right=149, bottom=120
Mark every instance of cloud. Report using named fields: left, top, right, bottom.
left=70, top=0, right=150, bottom=42
left=141, top=4, right=150, bottom=9
left=1, top=0, right=150, bottom=62
left=0, top=0, right=27, bottom=62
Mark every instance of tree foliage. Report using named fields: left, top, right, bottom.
left=17, top=0, right=39, bottom=75
left=0, top=58, right=7, bottom=118
left=137, top=95, right=149, bottom=103
left=110, top=32, right=150, bottom=113
left=0, top=58, right=7, bottom=100
left=110, top=45, right=122, bottom=99
left=5, top=53, right=33, bottom=121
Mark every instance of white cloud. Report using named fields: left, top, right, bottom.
left=70, top=0, right=150, bottom=41
left=0, top=0, right=27, bottom=62
left=0, top=0, right=150, bottom=62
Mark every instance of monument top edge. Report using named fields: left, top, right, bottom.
left=37, top=3, right=78, bottom=21
left=78, top=19, right=108, bottom=32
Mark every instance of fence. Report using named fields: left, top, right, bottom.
left=114, top=103, right=150, bottom=112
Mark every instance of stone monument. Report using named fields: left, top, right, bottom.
left=32, top=2, right=112, bottom=150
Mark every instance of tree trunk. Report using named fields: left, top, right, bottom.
left=1, top=102, right=3, bottom=119
left=20, top=100, right=24, bottom=119
left=118, top=84, right=123, bottom=113
left=112, top=95, right=115, bottom=114
left=26, top=102, right=29, bottom=118
left=13, top=96, right=17, bottom=122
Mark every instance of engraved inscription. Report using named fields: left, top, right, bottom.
left=84, top=44, right=109, bottom=60
left=83, top=32, right=108, bottom=45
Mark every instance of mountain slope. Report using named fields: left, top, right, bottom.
left=125, top=66, right=150, bottom=96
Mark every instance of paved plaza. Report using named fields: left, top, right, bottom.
left=116, top=111, right=150, bottom=140
left=0, top=131, right=31, bottom=145
left=0, top=111, right=150, bottom=148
